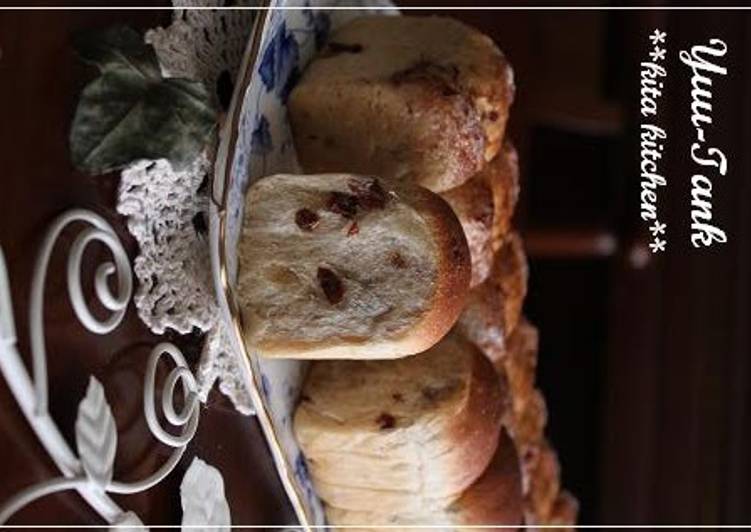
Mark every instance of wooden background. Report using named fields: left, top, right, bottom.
left=0, top=3, right=749, bottom=527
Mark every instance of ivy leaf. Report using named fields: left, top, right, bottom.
left=72, top=25, right=161, bottom=79
left=70, top=26, right=217, bottom=175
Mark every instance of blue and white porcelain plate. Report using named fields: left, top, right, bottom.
left=210, top=1, right=397, bottom=528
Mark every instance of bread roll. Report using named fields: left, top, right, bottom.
left=439, top=173, right=495, bottom=288
left=325, top=430, right=523, bottom=531
left=440, top=145, right=521, bottom=288
left=289, top=16, right=515, bottom=193
left=521, top=439, right=561, bottom=526
left=503, top=329, right=576, bottom=528
left=293, top=332, right=504, bottom=513
left=489, top=142, right=520, bottom=250
left=503, top=318, right=538, bottom=399
left=509, top=388, right=548, bottom=458
left=456, top=232, right=528, bottom=365
left=501, top=319, right=546, bottom=451
left=549, top=490, right=579, bottom=529
left=237, top=173, right=470, bottom=359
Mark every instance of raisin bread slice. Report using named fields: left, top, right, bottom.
left=325, top=429, right=523, bottom=531
left=293, top=332, right=504, bottom=513
left=237, top=173, right=470, bottom=360
left=289, top=16, right=515, bottom=193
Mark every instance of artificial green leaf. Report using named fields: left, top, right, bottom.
left=72, top=25, right=161, bottom=80
left=69, top=26, right=217, bottom=175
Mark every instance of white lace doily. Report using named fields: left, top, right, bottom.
left=145, top=1, right=257, bottom=104
left=117, top=2, right=257, bottom=415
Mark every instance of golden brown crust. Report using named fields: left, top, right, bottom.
left=456, top=232, right=529, bottom=365
left=521, top=440, right=561, bottom=526
left=486, top=142, right=521, bottom=250
left=502, top=318, right=539, bottom=397
left=472, top=315, right=575, bottom=528
left=406, top=185, right=472, bottom=354
left=439, top=173, right=495, bottom=287
left=549, top=490, right=579, bottom=529
left=443, top=337, right=505, bottom=494
left=494, top=232, right=528, bottom=334
left=290, top=78, right=485, bottom=193
left=508, top=388, right=548, bottom=453
left=451, top=429, right=524, bottom=529
left=440, top=143, right=520, bottom=288
left=289, top=16, right=514, bottom=193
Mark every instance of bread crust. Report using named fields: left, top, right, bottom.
left=502, top=318, right=539, bottom=411
left=509, top=388, right=548, bottom=452
left=239, top=174, right=470, bottom=360
left=293, top=334, right=504, bottom=512
left=456, top=232, right=528, bottom=365
left=440, top=144, right=521, bottom=288
left=406, top=185, right=472, bottom=356
left=488, top=143, right=521, bottom=250
left=449, top=429, right=524, bottom=529
left=324, top=430, right=523, bottom=531
left=289, top=16, right=514, bottom=193
left=549, top=490, right=579, bottom=529
left=521, top=439, right=561, bottom=526
left=441, top=336, right=505, bottom=497
left=440, top=172, right=495, bottom=288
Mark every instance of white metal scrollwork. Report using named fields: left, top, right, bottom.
left=0, top=209, right=227, bottom=528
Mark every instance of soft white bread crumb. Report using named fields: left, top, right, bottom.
left=237, top=173, right=470, bottom=359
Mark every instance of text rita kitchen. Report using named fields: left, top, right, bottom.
left=640, top=38, right=729, bottom=249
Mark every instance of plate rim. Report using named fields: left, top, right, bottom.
left=209, top=2, right=317, bottom=530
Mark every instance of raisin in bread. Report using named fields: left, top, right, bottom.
left=325, top=429, right=523, bottom=531
left=293, top=332, right=504, bottom=514
left=237, top=173, right=470, bottom=360
left=440, top=145, right=521, bottom=288
left=456, top=232, right=528, bottom=365
left=289, top=16, right=515, bottom=193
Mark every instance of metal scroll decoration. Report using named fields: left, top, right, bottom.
left=0, top=209, right=230, bottom=529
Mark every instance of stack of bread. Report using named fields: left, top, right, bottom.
left=236, top=15, right=576, bottom=530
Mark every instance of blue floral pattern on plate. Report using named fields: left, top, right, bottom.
left=258, top=20, right=300, bottom=102
left=219, top=0, right=398, bottom=526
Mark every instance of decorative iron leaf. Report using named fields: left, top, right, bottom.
left=180, top=457, right=231, bottom=531
left=75, top=376, right=117, bottom=488
left=110, top=511, right=147, bottom=531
